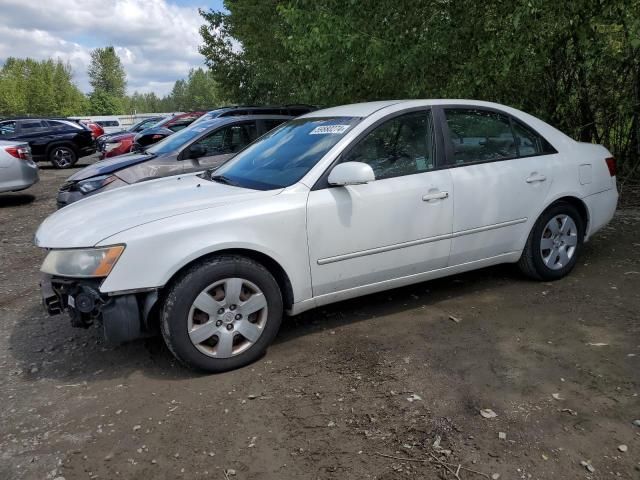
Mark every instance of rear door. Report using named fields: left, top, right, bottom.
left=16, top=120, right=50, bottom=158
left=439, top=106, right=557, bottom=265
left=182, top=121, right=259, bottom=173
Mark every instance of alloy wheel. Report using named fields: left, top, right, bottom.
left=52, top=148, right=74, bottom=167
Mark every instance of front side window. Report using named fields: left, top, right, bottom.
left=211, top=116, right=360, bottom=190
left=445, top=109, right=516, bottom=164
left=0, top=121, right=16, bottom=136
left=191, top=123, right=258, bottom=156
left=342, top=110, right=436, bottom=180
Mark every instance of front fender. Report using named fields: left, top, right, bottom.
left=97, top=189, right=312, bottom=304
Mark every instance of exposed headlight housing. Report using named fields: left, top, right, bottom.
left=78, top=175, right=117, bottom=194
left=41, top=245, right=125, bottom=278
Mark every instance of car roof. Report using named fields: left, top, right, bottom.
left=301, top=99, right=528, bottom=118
left=191, top=114, right=293, bottom=130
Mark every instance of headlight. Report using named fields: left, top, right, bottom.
left=78, top=175, right=117, bottom=193
left=41, top=245, right=125, bottom=278
left=104, top=141, right=122, bottom=152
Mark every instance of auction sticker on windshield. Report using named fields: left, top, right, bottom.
left=309, top=125, right=351, bottom=135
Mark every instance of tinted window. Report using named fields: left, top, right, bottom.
left=343, top=111, right=436, bottom=180
left=512, top=119, right=556, bottom=156
left=96, top=120, right=120, bottom=127
left=168, top=122, right=190, bottom=132
left=445, top=109, right=516, bottom=164
left=264, top=119, right=286, bottom=131
left=21, top=120, right=47, bottom=130
left=212, top=117, right=360, bottom=190
left=146, top=124, right=212, bottom=155
left=0, top=121, right=16, bottom=136
left=191, top=123, right=258, bottom=155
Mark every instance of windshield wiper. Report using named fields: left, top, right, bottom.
left=210, top=174, right=238, bottom=186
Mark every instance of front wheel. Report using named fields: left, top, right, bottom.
left=49, top=146, right=77, bottom=169
left=161, top=255, right=283, bottom=372
left=518, top=202, right=585, bottom=280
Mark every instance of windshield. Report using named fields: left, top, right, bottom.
left=146, top=124, right=210, bottom=155
left=210, top=116, right=360, bottom=190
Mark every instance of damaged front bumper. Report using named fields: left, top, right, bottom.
left=40, top=273, right=158, bottom=343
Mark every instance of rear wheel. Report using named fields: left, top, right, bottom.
left=49, top=145, right=77, bottom=169
left=518, top=202, right=584, bottom=280
left=161, top=255, right=283, bottom=372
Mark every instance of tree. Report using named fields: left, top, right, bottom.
left=0, top=57, right=87, bottom=116
left=198, top=0, right=640, bottom=175
left=87, top=46, right=127, bottom=97
left=87, top=46, right=126, bottom=114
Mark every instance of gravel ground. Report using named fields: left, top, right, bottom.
left=1, top=157, right=639, bottom=480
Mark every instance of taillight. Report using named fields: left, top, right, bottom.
left=5, top=145, right=32, bottom=161
left=605, top=157, right=617, bottom=177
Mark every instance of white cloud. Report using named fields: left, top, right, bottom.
left=0, top=0, right=209, bottom=96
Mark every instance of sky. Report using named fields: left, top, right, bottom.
left=0, top=0, right=225, bottom=96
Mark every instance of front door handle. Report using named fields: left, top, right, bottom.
left=526, top=173, right=547, bottom=183
left=422, top=191, right=449, bottom=201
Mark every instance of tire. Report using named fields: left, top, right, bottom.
left=518, top=202, right=584, bottom=281
left=49, top=145, right=78, bottom=169
left=161, top=255, right=283, bottom=372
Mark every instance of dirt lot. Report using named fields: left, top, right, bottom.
left=1, top=158, right=639, bottom=480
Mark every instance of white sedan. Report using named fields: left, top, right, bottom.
left=35, top=100, right=618, bottom=372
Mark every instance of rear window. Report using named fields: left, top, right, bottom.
left=0, top=121, right=16, bottom=136
left=97, top=120, right=120, bottom=127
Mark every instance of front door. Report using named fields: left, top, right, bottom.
left=306, top=109, right=453, bottom=297
left=441, top=107, right=556, bottom=265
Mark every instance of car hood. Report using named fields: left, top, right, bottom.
left=36, top=175, right=282, bottom=248
left=67, top=152, right=159, bottom=181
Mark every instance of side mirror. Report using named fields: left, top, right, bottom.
left=328, top=161, right=375, bottom=186
left=188, top=144, right=208, bottom=159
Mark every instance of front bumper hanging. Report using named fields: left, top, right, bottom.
left=40, top=274, right=157, bottom=343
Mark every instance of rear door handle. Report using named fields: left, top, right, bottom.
left=422, top=191, right=449, bottom=201
left=526, top=174, right=547, bottom=183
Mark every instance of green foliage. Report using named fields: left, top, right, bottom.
left=0, top=58, right=87, bottom=116
left=87, top=46, right=127, bottom=114
left=198, top=0, right=640, bottom=174
left=87, top=46, right=127, bottom=98
left=124, top=68, right=225, bottom=113
left=88, top=90, right=124, bottom=115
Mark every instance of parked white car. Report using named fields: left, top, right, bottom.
left=0, top=140, right=39, bottom=193
left=35, top=100, right=618, bottom=372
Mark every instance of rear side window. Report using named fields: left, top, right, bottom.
left=445, top=109, right=516, bottom=164
left=511, top=119, right=556, bottom=156
left=21, top=120, right=47, bottom=130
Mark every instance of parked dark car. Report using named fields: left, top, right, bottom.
left=0, top=118, right=95, bottom=168
left=57, top=115, right=291, bottom=207
left=98, top=112, right=204, bottom=159
left=191, top=104, right=317, bottom=126
left=96, top=116, right=165, bottom=146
